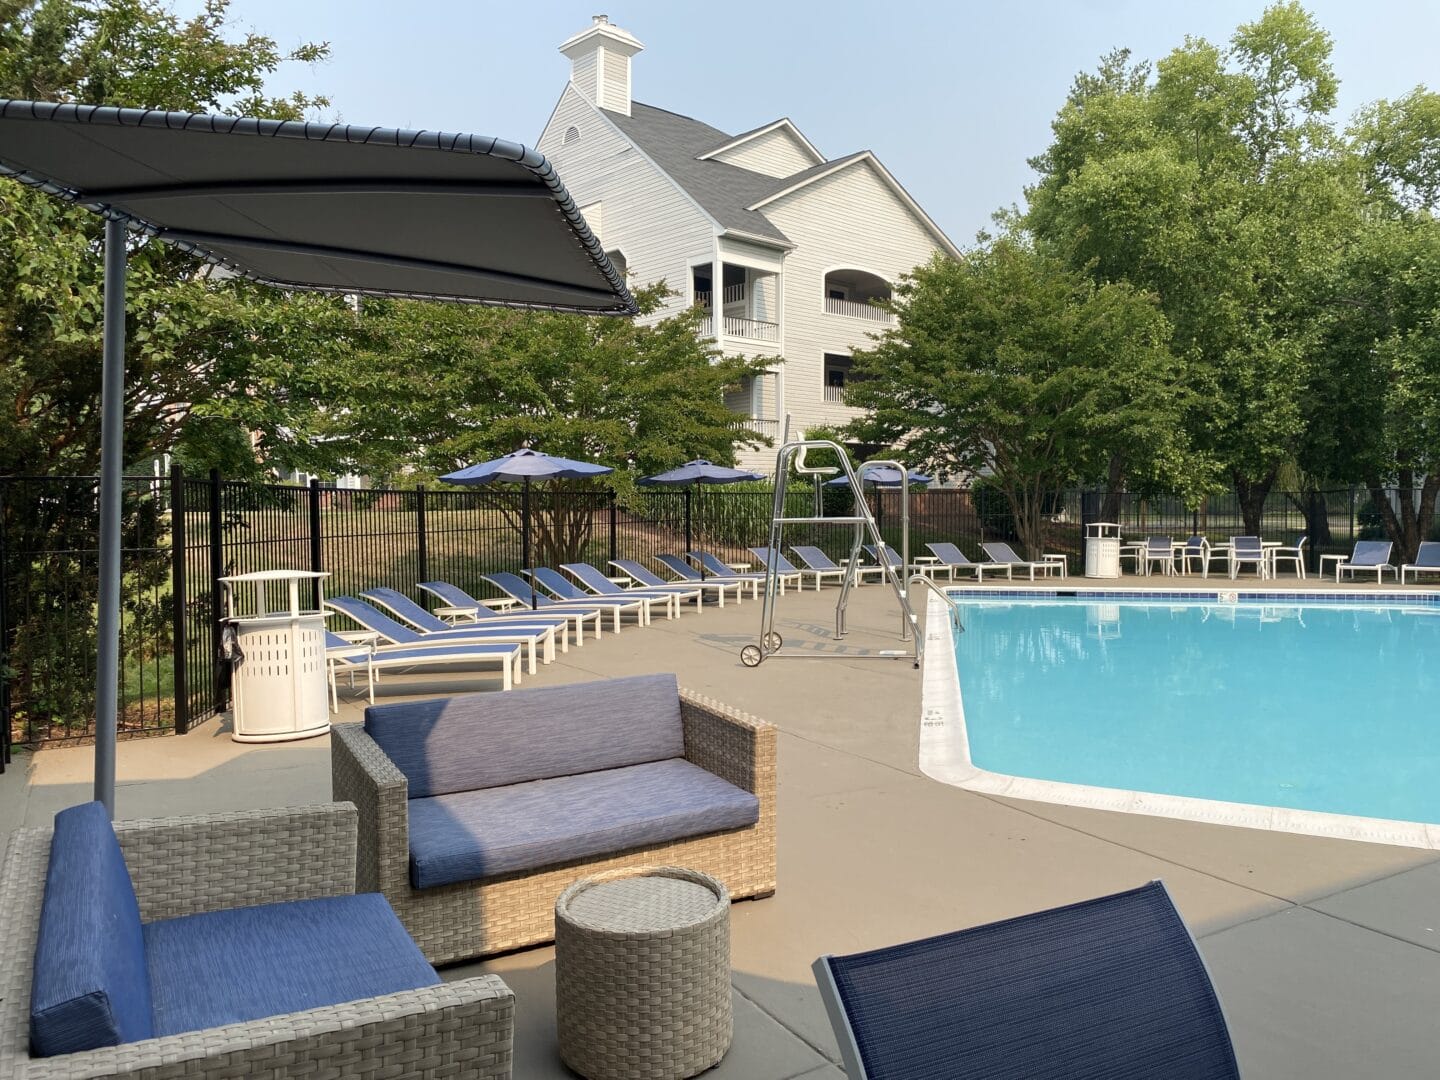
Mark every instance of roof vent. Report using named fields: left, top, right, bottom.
left=563, top=125, right=581, bottom=145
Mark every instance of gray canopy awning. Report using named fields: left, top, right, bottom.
left=0, top=99, right=635, bottom=314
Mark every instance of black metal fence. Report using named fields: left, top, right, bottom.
left=0, top=471, right=1421, bottom=755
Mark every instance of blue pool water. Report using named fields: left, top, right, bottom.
left=951, top=598, right=1440, bottom=824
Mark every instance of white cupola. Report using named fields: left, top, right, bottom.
left=559, top=15, right=644, bottom=117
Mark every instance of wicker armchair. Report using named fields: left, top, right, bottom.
left=0, top=803, right=514, bottom=1079
left=333, top=689, right=777, bottom=965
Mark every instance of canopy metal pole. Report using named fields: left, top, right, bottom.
left=94, top=216, right=127, bottom=817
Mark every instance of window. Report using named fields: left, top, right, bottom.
left=823, top=354, right=854, bottom=402
left=827, top=286, right=848, bottom=301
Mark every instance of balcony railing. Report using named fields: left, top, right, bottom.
left=823, top=384, right=848, bottom=403
left=699, top=315, right=780, bottom=342
left=733, top=416, right=779, bottom=437
left=824, top=296, right=893, bottom=322
left=694, top=284, right=748, bottom=309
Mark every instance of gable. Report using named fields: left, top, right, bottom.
left=704, top=123, right=823, bottom=179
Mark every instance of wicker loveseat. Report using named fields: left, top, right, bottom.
left=0, top=801, right=514, bottom=1079
left=332, top=673, right=777, bottom=964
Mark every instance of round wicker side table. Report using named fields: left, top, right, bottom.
left=555, top=866, right=732, bottom=1080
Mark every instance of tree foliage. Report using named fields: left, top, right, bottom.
left=1026, top=3, right=1359, bottom=531
left=0, top=0, right=337, bottom=476
left=842, top=238, right=1192, bottom=557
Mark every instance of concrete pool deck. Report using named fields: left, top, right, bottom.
left=4, top=575, right=1438, bottom=1078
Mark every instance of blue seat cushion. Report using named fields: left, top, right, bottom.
left=407, top=758, right=759, bottom=888
left=30, top=802, right=154, bottom=1057
left=143, top=893, right=438, bottom=1038
left=365, top=673, right=685, bottom=797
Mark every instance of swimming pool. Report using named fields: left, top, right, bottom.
left=920, top=590, right=1440, bottom=847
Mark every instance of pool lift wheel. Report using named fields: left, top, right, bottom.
left=742, top=424, right=962, bottom=669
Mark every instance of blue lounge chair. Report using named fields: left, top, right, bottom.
left=689, top=550, right=776, bottom=588
left=813, top=880, right=1240, bottom=1080
left=325, top=595, right=554, bottom=676
left=608, top=558, right=745, bottom=606
left=1330, top=539, right=1394, bottom=583
left=746, top=547, right=810, bottom=591
left=981, top=541, right=1061, bottom=581
left=324, top=630, right=521, bottom=704
left=417, top=579, right=601, bottom=642
left=1400, top=541, right=1440, bottom=585
left=864, top=543, right=938, bottom=580
left=790, top=545, right=886, bottom=586
left=560, top=562, right=704, bottom=612
left=653, top=553, right=762, bottom=598
left=482, top=571, right=638, bottom=633
left=527, top=567, right=666, bottom=622
left=361, top=585, right=574, bottom=653
left=924, top=542, right=1012, bottom=583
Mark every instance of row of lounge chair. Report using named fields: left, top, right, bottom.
left=757, top=540, right=1068, bottom=586
left=317, top=552, right=784, bottom=704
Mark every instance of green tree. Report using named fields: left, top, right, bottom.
left=1, top=0, right=335, bottom=476
left=1306, top=88, right=1440, bottom=561
left=311, top=284, right=771, bottom=564
left=1026, top=3, right=1360, bottom=532
left=842, top=239, right=1193, bottom=558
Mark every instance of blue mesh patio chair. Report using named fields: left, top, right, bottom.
left=1270, top=535, right=1307, bottom=579
left=652, top=553, right=764, bottom=598
left=1179, top=536, right=1211, bottom=577
left=1228, top=536, right=1268, bottom=580
left=748, top=546, right=819, bottom=591
left=1400, top=541, right=1440, bottom=585
left=980, top=541, right=1061, bottom=581
left=481, top=571, right=634, bottom=632
left=1143, top=535, right=1176, bottom=576
left=361, top=585, right=575, bottom=652
left=324, top=629, right=521, bottom=704
left=417, top=579, right=601, bottom=642
left=813, top=880, right=1240, bottom=1080
left=1330, top=539, right=1394, bottom=584
left=924, top=542, right=1012, bottom=583
left=790, top=544, right=886, bottom=585
left=559, top=561, right=703, bottom=611
left=325, top=594, right=553, bottom=676
left=608, top=558, right=745, bottom=606
left=526, top=566, right=669, bottom=621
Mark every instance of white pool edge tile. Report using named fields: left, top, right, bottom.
left=918, top=592, right=1439, bottom=851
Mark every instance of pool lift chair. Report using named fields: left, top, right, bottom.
left=741, top=432, right=961, bottom=669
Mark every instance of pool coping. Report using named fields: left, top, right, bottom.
left=919, top=587, right=1440, bottom=850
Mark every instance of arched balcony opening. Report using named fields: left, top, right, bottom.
left=823, top=269, right=893, bottom=322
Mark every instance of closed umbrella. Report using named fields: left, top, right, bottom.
left=824, top=466, right=932, bottom=487
left=442, top=449, right=614, bottom=607
left=639, top=460, right=763, bottom=578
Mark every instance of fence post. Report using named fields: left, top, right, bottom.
left=415, top=484, right=428, bottom=585
left=1349, top=485, right=1356, bottom=550
left=207, top=469, right=225, bottom=713
left=308, top=478, right=323, bottom=608
left=168, top=464, right=189, bottom=736
left=608, top=490, right=618, bottom=565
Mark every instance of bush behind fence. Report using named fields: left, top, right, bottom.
left=0, top=470, right=1409, bottom=754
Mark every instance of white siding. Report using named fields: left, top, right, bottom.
left=538, top=87, right=714, bottom=322
left=763, top=160, right=942, bottom=438
left=598, top=50, right=630, bottom=114
left=710, top=127, right=816, bottom=178
left=570, top=51, right=598, bottom=106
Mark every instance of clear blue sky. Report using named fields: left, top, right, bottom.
left=191, top=0, right=1439, bottom=245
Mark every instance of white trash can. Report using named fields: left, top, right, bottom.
left=220, top=570, right=330, bottom=743
left=1084, top=523, right=1122, bottom=579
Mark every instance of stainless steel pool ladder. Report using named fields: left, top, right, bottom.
left=741, top=438, right=931, bottom=668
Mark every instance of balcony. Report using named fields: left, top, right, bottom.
left=823, top=384, right=848, bottom=403
left=733, top=416, right=779, bottom=437
left=699, top=314, right=780, bottom=342
left=823, top=296, right=893, bottom=323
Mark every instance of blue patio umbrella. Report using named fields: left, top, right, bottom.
left=442, top=449, right=614, bottom=607
left=639, top=460, right=764, bottom=577
left=825, top=466, right=932, bottom=487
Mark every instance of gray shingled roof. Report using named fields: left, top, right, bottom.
left=603, top=103, right=793, bottom=244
